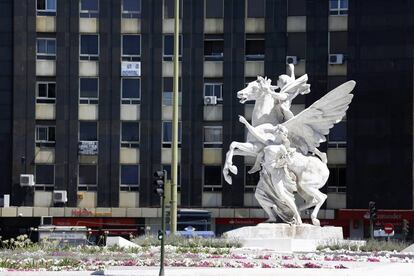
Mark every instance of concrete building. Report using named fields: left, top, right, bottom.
left=0, top=0, right=413, bottom=238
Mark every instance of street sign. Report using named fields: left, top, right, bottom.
left=384, top=223, right=394, bottom=234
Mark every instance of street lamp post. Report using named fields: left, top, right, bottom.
left=170, top=0, right=180, bottom=235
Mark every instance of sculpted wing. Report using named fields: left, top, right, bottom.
left=282, top=80, right=356, bottom=154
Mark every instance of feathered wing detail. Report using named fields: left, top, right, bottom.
left=282, top=80, right=356, bottom=154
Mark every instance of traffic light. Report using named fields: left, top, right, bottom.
left=402, top=219, right=409, bottom=237
left=157, top=229, right=164, bottom=241
left=369, top=201, right=377, bottom=221
left=153, top=170, right=166, bottom=196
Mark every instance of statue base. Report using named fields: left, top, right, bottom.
left=224, top=223, right=343, bottom=252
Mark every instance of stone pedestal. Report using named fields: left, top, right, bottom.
left=224, top=223, right=343, bottom=252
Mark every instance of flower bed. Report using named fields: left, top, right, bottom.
left=0, top=235, right=412, bottom=271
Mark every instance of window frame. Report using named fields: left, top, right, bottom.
left=79, top=34, right=100, bottom=61
left=36, top=38, right=56, bottom=60
left=36, top=0, right=57, bottom=15
left=120, top=164, right=139, bottom=191
left=163, top=34, right=182, bottom=61
left=121, top=77, right=141, bottom=104
left=79, top=77, right=99, bottom=104
left=122, top=0, right=141, bottom=18
left=78, top=164, right=98, bottom=191
left=329, top=0, right=348, bottom=16
left=36, top=81, right=56, bottom=103
left=204, top=0, right=224, bottom=18
left=203, top=82, right=223, bottom=100
left=162, top=121, right=182, bottom=148
left=204, top=37, right=224, bottom=61
left=79, top=121, right=98, bottom=142
left=121, top=34, right=141, bottom=61
left=35, top=164, right=55, bottom=189
left=203, top=126, right=223, bottom=148
left=327, top=165, right=347, bottom=193
left=246, top=0, right=265, bottom=18
left=35, top=125, right=56, bottom=147
left=245, top=38, right=265, bottom=61
left=203, top=165, right=223, bottom=191
left=121, top=121, right=140, bottom=148
left=79, top=0, right=99, bottom=18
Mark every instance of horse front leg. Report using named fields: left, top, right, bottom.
left=223, top=142, right=259, bottom=184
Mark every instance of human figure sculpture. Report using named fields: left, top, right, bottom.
left=223, top=65, right=356, bottom=225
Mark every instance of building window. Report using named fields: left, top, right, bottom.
left=121, top=78, right=140, bottom=104
left=122, top=35, right=141, bottom=61
left=162, top=164, right=181, bottom=188
left=287, top=0, right=306, bottom=16
left=328, top=121, right=346, bottom=148
left=287, top=33, right=306, bottom=59
left=80, top=0, right=99, bottom=18
left=36, top=38, right=56, bottom=60
left=79, top=121, right=98, bottom=141
left=80, top=34, right=99, bottom=60
left=121, top=122, right=140, bottom=148
left=203, top=126, right=222, bottom=148
left=205, top=0, right=223, bottom=18
left=329, top=0, right=348, bottom=15
left=245, top=166, right=260, bottom=190
left=162, top=121, right=182, bottom=148
left=163, top=35, right=182, bottom=61
left=120, top=165, right=139, bottom=191
left=79, top=78, right=99, bottom=104
left=35, top=125, right=55, bottom=147
left=245, top=38, right=265, bottom=61
left=204, top=37, right=224, bottom=60
left=329, top=31, right=348, bottom=55
left=327, top=166, right=346, bottom=193
left=203, top=166, right=222, bottom=188
left=78, top=164, right=97, bottom=190
left=163, top=0, right=182, bottom=19
left=204, top=83, right=222, bottom=100
left=246, top=0, right=265, bottom=18
left=36, top=0, right=56, bottom=16
left=163, top=78, right=182, bottom=106
left=35, top=165, right=55, bottom=189
left=36, top=82, right=56, bottom=103
left=122, top=0, right=141, bottom=18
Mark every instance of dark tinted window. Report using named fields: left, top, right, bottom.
left=246, top=39, right=265, bottom=60
left=121, top=165, right=139, bottom=185
left=123, top=0, right=140, bottom=12
left=288, top=0, right=306, bottom=16
left=163, top=35, right=182, bottom=57
left=164, top=0, right=182, bottom=18
left=163, top=121, right=182, bottom=143
left=205, top=0, right=223, bottom=18
left=329, top=31, right=348, bottom=54
left=204, top=38, right=224, bottom=60
left=329, top=121, right=347, bottom=142
left=80, top=78, right=98, bottom=98
left=204, top=166, right=222, bottom=186
left=327, top=167, right=346, bottom=187
left=247, top=0, right=265, bottom=18
left=122, top=122, right=140, bottom=142
left=245, top=166, right=260, bottom=187
left=162, top=164, right=181, bottom=186
left=122, top=35, right=141, bottom=56
left=287, top=33, right=306, bottom=58
left=79, top=165, right=97, bottom=185
left=80, top=35, right=99, bottom=56
left=79, top=121, right=97, bottom=141
left=36, top=165, right=55, bottom=185
left=122, top=78, right=140, bottom=99
left=80, top=0, right=98, bottom=11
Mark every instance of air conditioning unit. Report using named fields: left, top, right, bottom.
left=204, top=96, right=217, bottom=105
left=329, top=54, right=344, bottom=64
left=40, top=216, right=53, bottom=226
left=286, top=56, right=298, bottom=65
left=20, top=174, right=35, bottom=187
left=53, top=190, right=68, bottom=203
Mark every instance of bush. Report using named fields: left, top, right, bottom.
left=360, top=239, right=409, bottom=252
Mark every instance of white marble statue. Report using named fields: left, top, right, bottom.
left=223, top=65, right=356, bottom=225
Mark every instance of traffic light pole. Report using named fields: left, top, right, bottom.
left=159, top=192, right=165, bottom=276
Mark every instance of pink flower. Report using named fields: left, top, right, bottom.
left=303, top=262, right=322, bottom=268
left=334, top=264, right=348, bottom=269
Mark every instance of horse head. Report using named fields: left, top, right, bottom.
left=237, top=76, right=277, bottom=104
